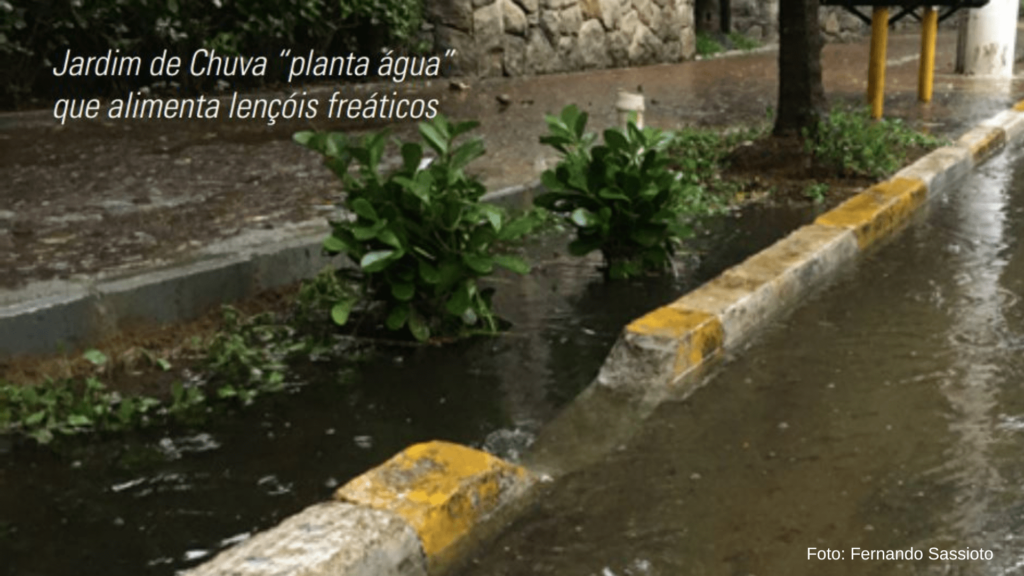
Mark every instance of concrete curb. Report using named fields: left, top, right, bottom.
left=187, top=441, right=537, bottom=576
left=0, top=186, right=537, bottom=360
left=0, top=225, right=338, bottom=359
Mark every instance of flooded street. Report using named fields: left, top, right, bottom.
left=457, top=148, right=1024, bottom=576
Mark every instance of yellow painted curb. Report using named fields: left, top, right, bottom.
left=958, top=126, right=1007, bottom=162
left=815, top=177, right=928, bottom=249
left=335, top=441, right=535, bottom=571
left=626, top=307, right=724, bottom=377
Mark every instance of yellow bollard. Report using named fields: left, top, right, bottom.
left=918, top=7, right=938, bottom=103
left=867, top=7, right=889, bottom=119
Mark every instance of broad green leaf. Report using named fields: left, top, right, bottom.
left=598, top=188, right=630, bottom=202
left=437, top=260, right=464, bottom=289
left=350, top=198, right=378, bottom=221
left=393, top=175, right=430, bottom=205
left=30, top=429, right=53, bottom=444
left=445, top=283, right=472, bottom=316
left=630, top=226, right=663, bottom=248
left=401, top=142, right=423, bottom=171
left=451, top=120, right=480, bottom=138
left=352, top=220, right=385, bottom=240
left=408, top=310, right=430, bottom=342
left=493, top=254, right=530, bottom=274
left=82, top=349, right=108, bottom=367
left=386, top=303, right=410, bottom=330
left=292, top=131, right=315, bottom=147
left=391, top=282, right=415, bottom=302
left=570, top=208, right=598, bottom=228
left=419, top=122, right=448, bottom=155
left=331, top=297, right=357, bottom=326
left=25, top=410, right=46, bottom=426
left=323, top=235, right=351, bottom=254
left=377, top=228, right=402, bottom=249
left=67, top=414, right=92, bottom=427
left=479, top=204, right=503, bottom=232
left=462, top=253, right=494, bottom=274
left=497, top=215, right=538, bottom=241
left=418, top=260, right=440, bottom=284
left=603, top=129, right=629, bottom=150
left=360, top=249, right=397, bottom=272
left=573, top=108, right=589, bottom=139
left=450, top=138, right=485, bottom=170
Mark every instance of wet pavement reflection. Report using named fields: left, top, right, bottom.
left=457, top=149, right=1024, bottom=575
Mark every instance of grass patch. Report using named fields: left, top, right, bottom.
left=696, top=32, right=724, bottom=56
left=728, top=31, right=760, bottom=51
left=805, top=106, right=948, bottom=178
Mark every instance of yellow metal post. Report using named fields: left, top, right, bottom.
left=867, top=7, right=889, bottom=119
left=918, top=6, right=938, bottom=102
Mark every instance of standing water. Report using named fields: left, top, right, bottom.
left=0, top=201, right=811, bottom=576
left=458, top=147, right=1024, bottom=576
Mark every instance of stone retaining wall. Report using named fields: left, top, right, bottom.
left=425, top=0, right=697, bottom=76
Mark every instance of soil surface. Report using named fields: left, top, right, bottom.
left=723, top=134, right=882, bottom=205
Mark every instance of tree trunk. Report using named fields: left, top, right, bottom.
left=773, top=0, right=827, bottom=137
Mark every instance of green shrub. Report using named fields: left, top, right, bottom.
left=695, top=32, right=724, bottom=56
left=805, top=107, right=947, bottom=178
left=295, top=117, right=539, bottom=341
left=537, top=105, right=715, bottom=280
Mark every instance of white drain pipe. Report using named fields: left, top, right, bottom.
left=616, top=90, right=645, bottom=129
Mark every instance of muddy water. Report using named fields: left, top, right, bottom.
left=457, top=149, right=1024, bottom=576
left=0, top=200, right=810, bottom=576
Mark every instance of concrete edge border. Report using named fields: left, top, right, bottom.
left=0, top=185, right=539, bottom=360
left=50, top=101, right=1024, bottom=576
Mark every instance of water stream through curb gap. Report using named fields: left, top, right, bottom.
left=0, top=199, right=814, bottom=576
left=457, top=147, right=1024, bottom=576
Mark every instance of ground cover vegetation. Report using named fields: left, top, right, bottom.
left=695, top=31, right=760, bottom=57
left=0, top=0, right=424, bottom=108
left=0, top=104, right=946, bottom=444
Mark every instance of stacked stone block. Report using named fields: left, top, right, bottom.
left=427, top=0, right=697, bottom=76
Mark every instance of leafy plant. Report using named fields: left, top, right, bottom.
left=295, top=116, right=540, bottom=341
left=204, top=306, right=297, bottom=400
left=696, top=32, right=724, bottom=56
left=537, top=105, right=715, bottom=279
left=666, top=124, right=766, bottom=202
left=804, top=107, right=947, bottom=178
left=803, top=182, right=829, bottom=204
left=0, top=361, right=161, bottom=445
left=727, top=31, right=760, bottom=51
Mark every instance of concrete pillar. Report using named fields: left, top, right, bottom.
left=956, top=0, right=1020, bottom=77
